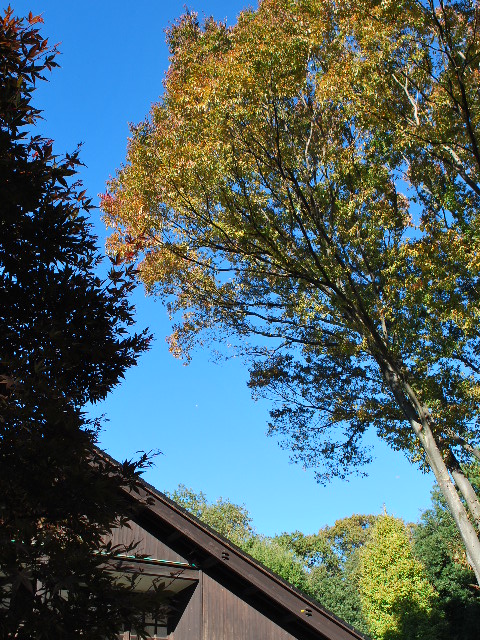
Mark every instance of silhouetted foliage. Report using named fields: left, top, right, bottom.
left=0, top=8, right=160, bottom=638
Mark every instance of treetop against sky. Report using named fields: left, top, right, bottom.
left=102, top=0, right=480, bottom=578
left=11, top=0, right=438, bottom=537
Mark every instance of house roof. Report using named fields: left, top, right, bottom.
left=116, top=466, right=367, bottom=640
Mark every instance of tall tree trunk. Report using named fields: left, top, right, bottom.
left=416, top=423, right=480, bottom=584
left=449, top=453, right=480, bottom=531
left=379, top=360, right=480, bottom=584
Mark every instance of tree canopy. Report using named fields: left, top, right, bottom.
left=276, top=515, right=377, bottom=634
left=102, top=0, right=480, bottom=580
left=359, top=515, right=444, bottom=640
left=169, top=483, right=480, bottom=638
left=0, top=9, right=160, bottom=638
left=167, top=484, right=254, bottom=545
left=413, top=472, right=480, bottom=639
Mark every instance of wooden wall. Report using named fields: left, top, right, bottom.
left=201, top=572, right=306, bottom=640
left=108, top=520, right=190, bottom=564
left=169, top=571, right=309, bottom=640
left=169, top=583, right=202, bottom=640
left=110, top=520, right=328, bottom=640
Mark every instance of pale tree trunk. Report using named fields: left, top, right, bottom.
left=416, top=426, right=480, bottom=585
left=450, top=463, right=480, bottom=531
left=379, top=360, right=480, bottom=584
left=444, top=430, right=480, bottom=465
left=438, top=443, right=480, bottom=531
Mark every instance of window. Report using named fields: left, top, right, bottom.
left=120, top=613, right=168, bottom=639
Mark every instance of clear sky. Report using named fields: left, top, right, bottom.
left=13, top=0, right=436, bottom=536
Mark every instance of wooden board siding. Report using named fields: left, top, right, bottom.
left=108, top=520, right=190, bottom=565
left=169, top=581, right=202, bottom=640
left=118, top=482, right=365, bottom=640
left=202, top=572, right=314, bottom=640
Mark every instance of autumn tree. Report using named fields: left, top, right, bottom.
left=102, top=0, right=480, bottom=580
left=0, top=9, right=160, bottom=638
left=359, top=515, right=444, bottom=640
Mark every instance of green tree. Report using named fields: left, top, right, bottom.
left=243, top=536, right=307, bottom=592
left=168, top=485, right=307, bottom=589
left=0, top=9, right=160, bottom=638
left=277, top=515, right=376, bottom=634
left=102, top=0, right=480, bottom=580
left=359, top=515, right=443, bottom=640
left=413, top=481, right=480, bottom=640
left=167, top=484, right=254, bottom=546
left=281, top=515, right=377, bottom=572
left=307, top=568, right=368, bottom=636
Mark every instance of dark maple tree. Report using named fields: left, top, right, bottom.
left=0, top=8, right=161, bottom=638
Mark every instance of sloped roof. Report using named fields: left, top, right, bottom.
left=117, top=467, right=367, bottom=640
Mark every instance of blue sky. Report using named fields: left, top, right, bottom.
left=13, top=0, right=435, bottom=536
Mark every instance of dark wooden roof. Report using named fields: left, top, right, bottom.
left=115, top=466, right=366, bottom=640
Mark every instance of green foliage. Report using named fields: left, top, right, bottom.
left=413, top=484, right=480, bottom=640
left=243, top=536, right=308, bottom=591
left=359, top=515, right=444, bottom=640
left=167, top=484, right=254, bottom=546
left=307, top=567, right=368, bottom=636
left=0, top=9, right=158, bottom=638
left=277, top=515, right=376, bottom=634
left=288, top=515, right=376, bottom=571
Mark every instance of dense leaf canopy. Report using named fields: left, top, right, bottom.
left=359, top=515, right=444, bottom=640
left=413, top=474, right=480, bottom=639
left=104, top=0, right=480, bottom=477
left=103, top=0, right=480, bottom=578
